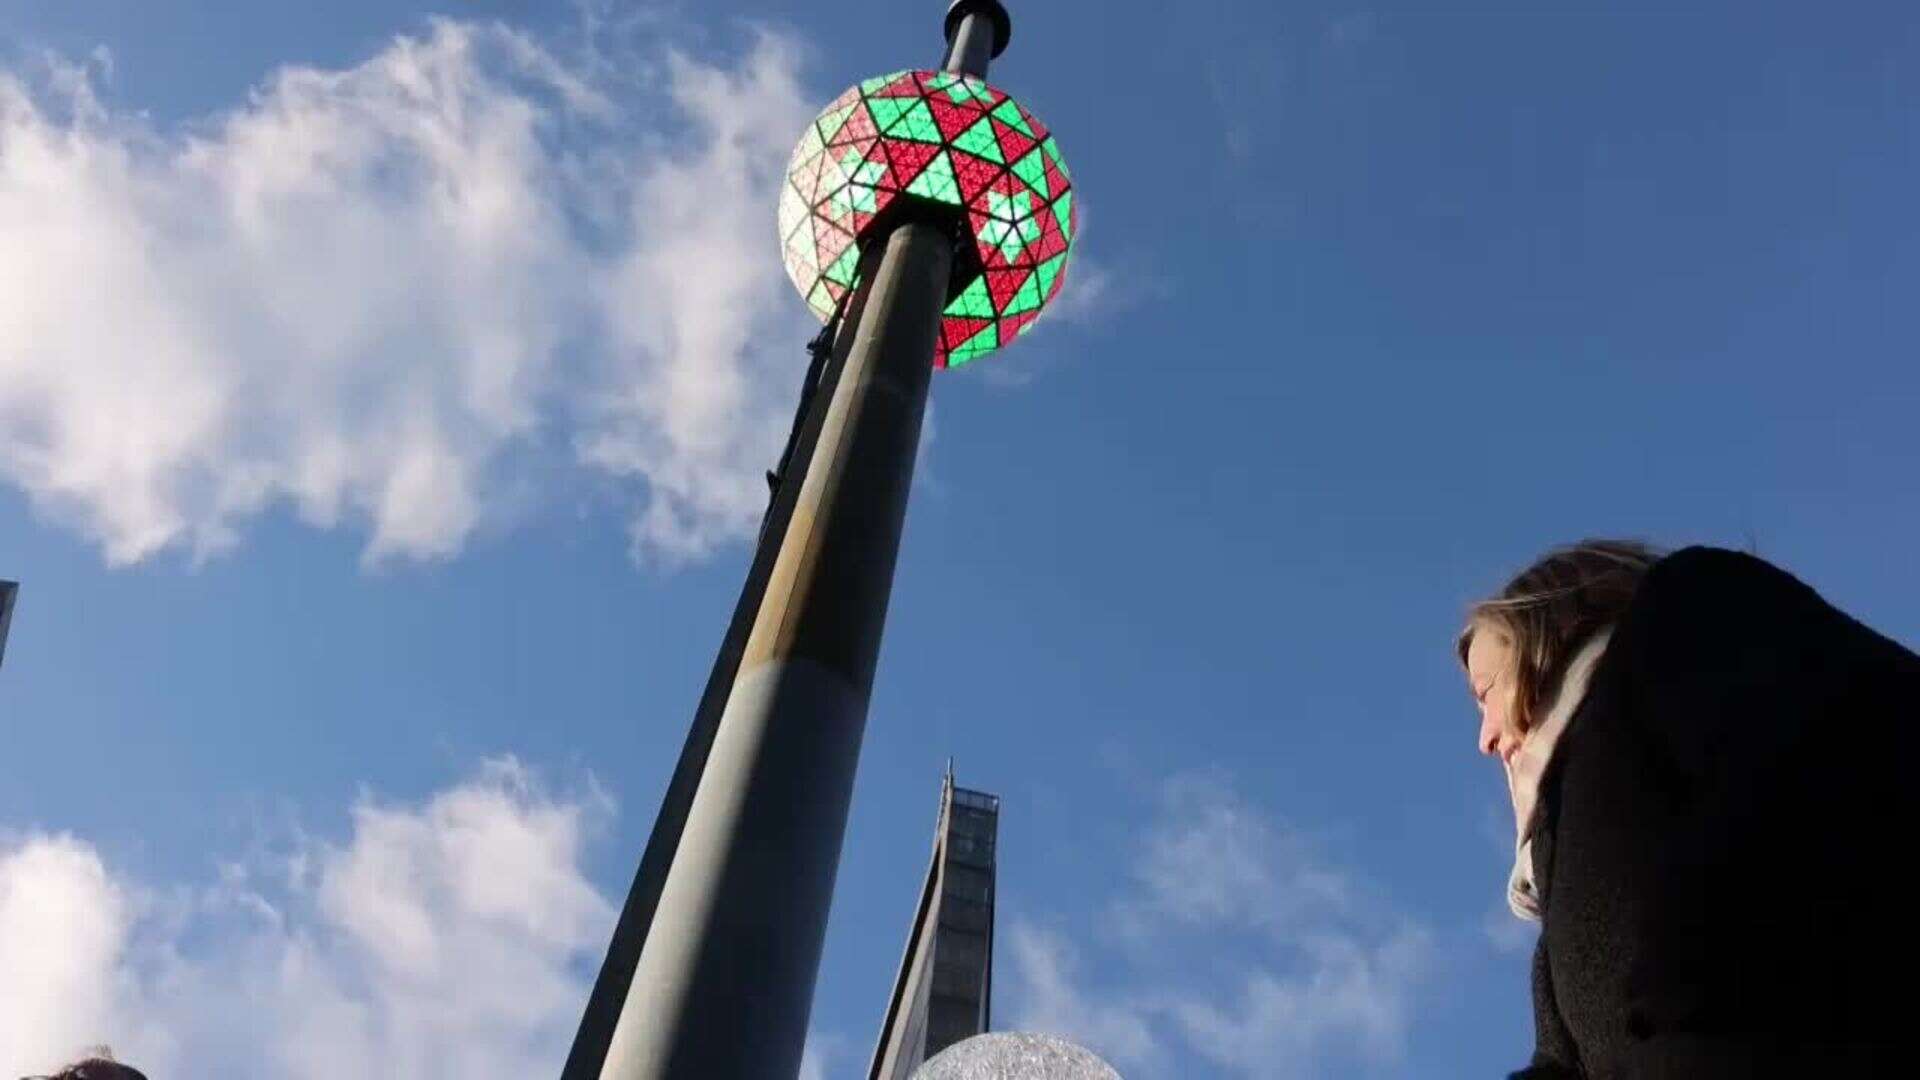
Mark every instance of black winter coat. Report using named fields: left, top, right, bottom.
left=1513, top=547, right=1919, bottom=1079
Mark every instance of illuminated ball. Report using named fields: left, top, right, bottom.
left=910, top=1032, right=1122, bottom=1079
left=778, top=69, right=1076, bottom=369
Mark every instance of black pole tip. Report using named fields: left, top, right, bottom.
left=944, top=0, right=1012, bottom=59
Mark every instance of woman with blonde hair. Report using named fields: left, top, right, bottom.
left=1460, top=542, right=1917, bottom=1078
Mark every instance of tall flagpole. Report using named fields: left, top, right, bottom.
left=574, top=5, right=1016, bottom=1078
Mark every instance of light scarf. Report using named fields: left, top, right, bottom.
left=1505, top=629, right=1613, bottom=922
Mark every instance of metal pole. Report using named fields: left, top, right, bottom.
left=600, top=221, right=950, bottom=1080
left=588, top=6, right=1014, bottom=1076
left=0, top=580, right=17, bottom=672
left=561, top=233, right=876, bottom=1080
left=943, top=1, right=1012, bottom=78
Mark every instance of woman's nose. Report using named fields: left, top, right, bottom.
left=1478, top=712, right=1503, bottom=757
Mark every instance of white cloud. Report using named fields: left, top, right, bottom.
left=1165, top=931, right=1428, bottom=1077
left=0, top=757, right=613, bottom=1078
left=0, top=17, right=815, bottom=567
left=1036, top=255, right=1120, bottom=326
left=1005, top=772, right=1431, bottom=1079
left=577, top=34, right=817, bottom=561
left=1126, top=773, right=1353, bottom=930
left=1006, top=922, right=1160, bottom=1068
left=0, top=834, right=144, bottom=1071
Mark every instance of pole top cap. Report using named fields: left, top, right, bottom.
left=944, top=0, right=1012, bottom=59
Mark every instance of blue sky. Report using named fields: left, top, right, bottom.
left=3, top=1, right=1917, bottom=1076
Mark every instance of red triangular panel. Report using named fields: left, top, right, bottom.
left=985, top=267, right=1031, bottom=311
left=783, top=237, right=814, bottom=273
left=883, top=139, right=941, bottom=189
left=1028, top=216, right=1068, bottom=263
left=853, top=140, right=897, bottom=189
left=812, top=215, right=855, bottom=266
left=796, top=151, right=834, bottom=203
left=985, top=172, right=1026, bottom=216
left=952, top=152, right=1003, bottom=204
left=1041, top=258, right=1070, bottom=302
left=830, top=106, right=878, bottom=147
left=993, top=118, right=1036, bottom=164
left=943, top=316, right=992, bottom=350
left=872, top=73, right=922, bottom=98
left=928, top=96, right=983, bottom=141
left=1043, top=158, right=1070, bottom=202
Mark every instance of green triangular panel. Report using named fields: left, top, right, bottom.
left=1005, top=271, right=1043, bottom=315
left=905, top=151, right=961, bottom=204
left=985, top=189, right=1035, bottom=225
left=785, top=237, right=817, bottom=273
left=823, top=243, right=860, bottom=286
left=948, top=77, right=995, bottom=107
left=952, top=117, right=1004, bottom=164
left=778, top=187, right=807, bottom=235
left=1052, top=190, right=1074, bottom=242
left=1035, top=252, right=1067, bottom=301
left=807, top=280, right=836, bottom=317
left=815, top=103, right=856, bottom=144
left=860, top=70, right=906, bottom=95
left=892, top=99, right=943, bottom=143
left=1011, top=150, right=1049, bottom=198
left=991, top=98, right=1034, bottom=137
left=794, top=126, right=824, bottom=166
left=865, top=96, right=916, bottom=133
left=944, top=275, right=995, bottom=319
left=954, top=321, right=998, bottom=359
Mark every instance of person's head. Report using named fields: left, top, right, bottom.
left=1457, top=539, right=1661, bottom=764
left=25, top=1056, right=148, bottom=1080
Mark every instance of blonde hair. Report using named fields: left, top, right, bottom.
left=1456, top=539, right=1661, bottom=735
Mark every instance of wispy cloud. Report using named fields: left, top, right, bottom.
left=0, top=16, right=815, bottom=567
left=1005, top=771, right=1431, bottom=1078
left=797, top=1030, right=846, bottom=1080
left=1033, top=255, right=1120, bottom=328
left=0, top=758, right=613, bottom=1077
left=1006, top=922, right=1160, bottom=1066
